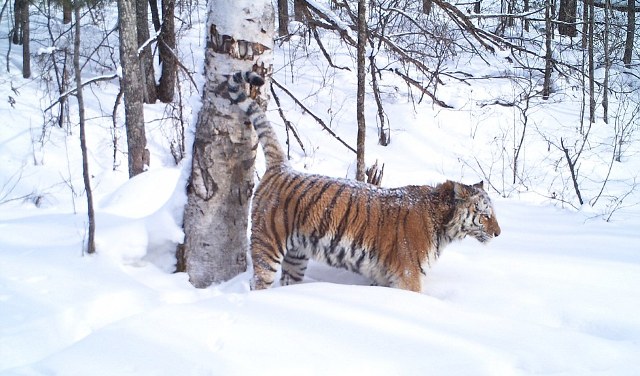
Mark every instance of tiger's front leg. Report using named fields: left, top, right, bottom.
left=280, top=248, right=310, bottom=286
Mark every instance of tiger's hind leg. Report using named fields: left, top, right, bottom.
left=250, top=235, right=285, bottom=290
left=280, top=248, right=309, bottom=286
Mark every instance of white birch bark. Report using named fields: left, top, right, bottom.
left=179, top=0, right=274, bottom=288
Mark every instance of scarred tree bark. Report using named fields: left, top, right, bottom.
left=178, top=0, right=274, bottom=288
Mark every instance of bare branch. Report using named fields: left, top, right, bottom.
left=272, top=78, right=356, bottom=154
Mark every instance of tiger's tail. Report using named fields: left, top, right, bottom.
left=228, top=72, right=288, bottom=169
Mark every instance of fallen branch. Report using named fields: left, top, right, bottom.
left=391, top=69, right=453, bottom=108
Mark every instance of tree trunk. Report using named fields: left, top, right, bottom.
left=74, top=0, right=96, bottom=254
left=588, top=0, right=596, bottom=123
left=423, top=0, right=432, bottom=14
left=602, top=0, right=610, bottom=123
left=558, top=0, right=577, bottom=37
left=278, top=0, right=289, bottom=37
left=20, top=0, right=29, bottom=78
left=356, top=0, right=366, bottom=181
left=136, top=0, right=157, bottom=103
left=294, top=0, right=305, bottom=22
left=157, top=0, right=176, bottom=103
left=178, top=0, right=274, bottom=288
left=63, top=0, right=72, bottom=24
left=12, top=0, right=22, bottom=44
left=623, top=0, right=635, bottom=67
left=149, top=0, right=161, bottom=32
left=118, top=0, right=149, bottom=177
left=542, top=0, right=553, bottom=99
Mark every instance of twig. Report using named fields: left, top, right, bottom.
left=560, top=138, right=584, bottom=206
left=270, top=82, right=306, bottom=159
left=272, top=78, right=356, bottom=154
left=44, top=73, right=118, bottom=112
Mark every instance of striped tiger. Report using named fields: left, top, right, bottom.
left=228, top=72, right=501, bottom=293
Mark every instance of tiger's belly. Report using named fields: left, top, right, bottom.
left=289, top=234, right=393, bottom=286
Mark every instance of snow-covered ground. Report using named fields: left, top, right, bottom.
left=2, top=1, right=640, bottom=375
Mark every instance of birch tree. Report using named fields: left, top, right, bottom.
left=178, top=0, right=274, bottom=288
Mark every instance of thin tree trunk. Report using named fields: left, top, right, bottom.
left=356, top=0, right=366, bottom=181
left=118, top=0, right=149, bottom=177
left=149, top=0, right=161, bottom=32
left=74, top=0, right=95, bottom=254
left=623, top=0, right=635, bottom=67
left=178, top=0, right=274, bottom=288
left=12, top=0, right=22, bottom=44
left=542, top=0, right=553, bottom=99
left=582, top=0, right=589, bottom=47
left=157, top=0, right=176, bottom=103
left=602, top=0, right=610, bottom=123
left=20, top=0, right=29, bottom=78
left=588, top=0, right=596, bottom=123
left=136, top=0, right=157, bottom=103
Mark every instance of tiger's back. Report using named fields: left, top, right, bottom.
left=228, top=72, right=501, bottom=292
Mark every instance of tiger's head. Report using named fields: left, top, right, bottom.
left=447, top=181, right=501, bottom=243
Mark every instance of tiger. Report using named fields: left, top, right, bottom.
left=227, top=71, right=501, bottom=293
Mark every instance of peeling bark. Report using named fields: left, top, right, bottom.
left=179, top=0, right=274, bottom=288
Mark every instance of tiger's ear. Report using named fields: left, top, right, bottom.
left=472, top=181, right=484, bottom=190
left=453, top=182, right=470, bottom=200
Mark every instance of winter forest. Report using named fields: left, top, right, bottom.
left=1, top=0, right=640, bottom=374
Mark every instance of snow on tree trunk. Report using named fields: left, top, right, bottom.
left=179, top=0, right=274, bottom=288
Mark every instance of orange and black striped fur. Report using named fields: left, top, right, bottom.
left=228, top=72, right=501, bottom=293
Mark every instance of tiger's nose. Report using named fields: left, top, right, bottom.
left=494, top=226, right=501, bottom=237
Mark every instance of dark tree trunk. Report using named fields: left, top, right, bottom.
left=278, top=0, right=289, bottom=37
left=63, top=0, right=72, bottom=24
left=157, top=0, right=176, bottom=103
left=20, top=0, right=29, bottom=78
left=558, top=0, right=577, bottom=37
left=136, top=0, right=157, bottom=103
left=149, top=0, right=161, bottom=32
left=542, top=0, right=553, bottom=99
left=588, top=0, right=596, bottom=123
left=623, top=0, right=635, bottom=67
left=12, top=0, right=22, bottom=44
left=178, top=0, right=274, bottom=288
left=423, top=0, right=432, bottom=14
left=118, top=0, right=149, bottom=177
left=294, top=0, right=305, bottom=22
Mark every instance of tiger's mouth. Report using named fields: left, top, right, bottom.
left=473, top=232, right=493, bottom=243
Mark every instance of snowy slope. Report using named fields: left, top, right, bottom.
left=1, top=197, right=640, bottom=375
